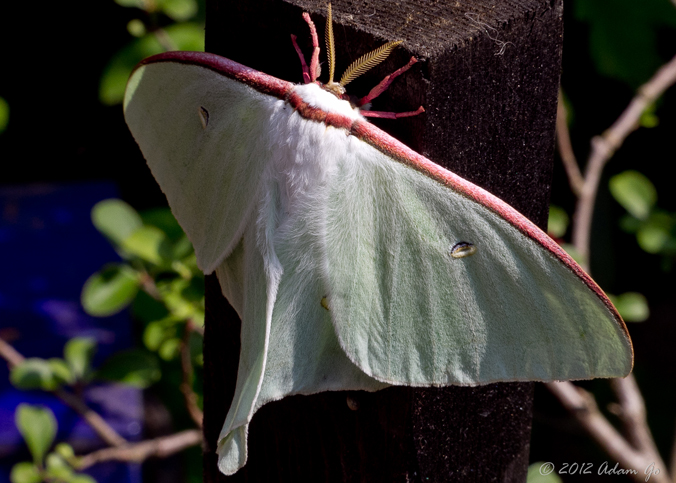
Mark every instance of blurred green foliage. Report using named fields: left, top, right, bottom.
left=11, top=405, right=95, bottom=483
left=610, top=170, right=676, bottom=267
left=546, top=205, right=569, bottom=239
left=82, top=199, right=204, bottom=371
left=99, top=0, right=205, bottom=104
left=526, top=462, right=562, bottom=483
left=10, top=199, right=204, bottom=481
left=0, top=96, right=9, bottom=134
left=11, top=338, right=97, bottom=391
left=575, top=0, right=676, bottom=87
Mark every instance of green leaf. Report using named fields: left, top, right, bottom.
left=64, top=338, right=97, bottom=380
left=121, top=226, right=168, bottom=265
left=143, top=318, right=178, bottom=351
left=99, top=23, right=205, bottom=105
left=16, top=405, right=57, bottom=465
left=69, top=475, right=98, bottom=483
left=91, top=199, right=143, bottom=246
left=97, top=349, right=161, bottom=388
left=547, top=205, right=569, bottom=239
left=171, top=257, right=196, bottom=278
left=159, top=337, right=181, bottom=361
left=140, top=207, right=185, bottom=240
left=54, top=443, right=75, bottom=461
left=527, top=462, right=562, bottom=483
left=158, top=277, right=204, bottom=319
left=636, top=212, right=674, bottom=254
left=132, top=289, right=170, bottom=323
left=114, top=0, right=144, bottom=8
left=182, top=276, right=205, bottom=303
left=609, top=171, right=657, bottom=220
left=190, top=310, right=205, bottom=329
left=609, top=292, right=649, bottom=322
left=45, top=453, right=73, bottom=480
left=81, top=264, right=140, bottom=317
left=639, top=102, right=659, bottom=128
left=157, top=0, right=198, bottom=21
left=575, top=0, right=676, bottom=87
left=47, top=358, right=74, bottom=386
left=11, top=358, right=66, bottom=391
left=127, top=19, right=147, bottom=37
left=0, top=96, right=9, bottom=134
left=169, top=236, right=194, bottom=262
left=10, top=462, right=41, bottom=483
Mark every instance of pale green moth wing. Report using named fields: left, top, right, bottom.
left=321, top=139, right=632, bottom=385
left=123, top=52, right=633, bottom=476
left=123, top=54, right=390, bottom=475
left=124, top=58, right=281, bottom=274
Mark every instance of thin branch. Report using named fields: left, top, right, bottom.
left=0, top=337, right=127, bottom=448
left=572, top=52, right=676, bottom=267
left=153, top=28, right=178, bottom=53
left=76, top=429, right=202, bottom=470
left=547, top=382, right=670, bottom=483
left=0, top=337, right=24, bottom=366
left=547, top=52, right=676, bottom=483
left=555, top=89, right=584, bottom=197
left=54, top=389, right=127, bottom=447
left=610, top=376, right=661, bottom=456
left=189, top=319, right=205, bottom=336
left=139, top=271, right=163, bottom=300
left=180, top=320, right=203, bottom=428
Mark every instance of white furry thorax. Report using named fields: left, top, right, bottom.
left=253, top=81, right=368, bottom=277
left=292, top=83, right=361, bottom=120
left=263, top=83, right=362, bottom=216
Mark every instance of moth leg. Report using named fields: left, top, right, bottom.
left=291, top=34, right=312, bottom=84
left=302, top=12, right=320, bottom=82
left=357, top=57, right=418, bottom=106
left=290, top=34, right=312, bottom=84
left=290, top=11, right=321, bottom=84
left=360, top=105, right=425, bottom=119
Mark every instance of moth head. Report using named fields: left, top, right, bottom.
left=322, top=2, right=403, bottom=100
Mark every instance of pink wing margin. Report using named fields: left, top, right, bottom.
left=135, top=50, right=633, bottom=360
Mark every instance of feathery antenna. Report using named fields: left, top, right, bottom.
left=326, top=3, right=336, bottom=84
left=340, top=41, right=403, bottom=87
left=320, top=3, right=407, bottom=100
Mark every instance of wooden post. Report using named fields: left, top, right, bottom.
left=202, top=0, right=563, bottom=481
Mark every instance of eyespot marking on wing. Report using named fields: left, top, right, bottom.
left=450, top=241, right=477, bottom=259
left=198, top=106, right=209, bottom=129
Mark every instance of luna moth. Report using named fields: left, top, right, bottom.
left=123, top=4, right=633, bottom=476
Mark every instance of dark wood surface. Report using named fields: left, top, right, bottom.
left=203, top=0, right=563, bottom=481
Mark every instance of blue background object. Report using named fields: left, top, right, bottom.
left=0, top=182, right=142, bottom=483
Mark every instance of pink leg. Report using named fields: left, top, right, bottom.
left=356, top=57, right=418, bottom=107
left=301, top=12, right=320, bottom=83
left=361, top=106, right=425, bottom=119
left=290, top=34, right=311, bottom=84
